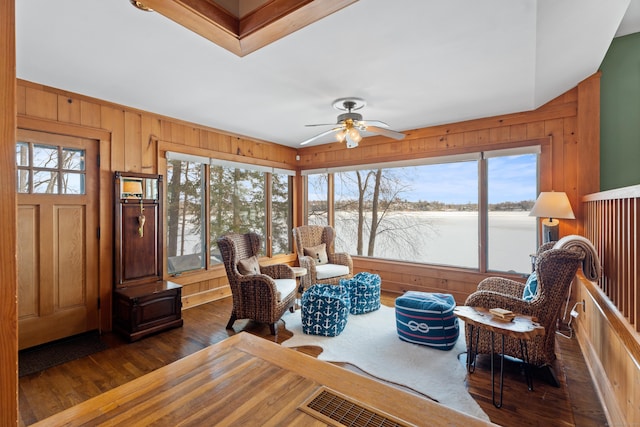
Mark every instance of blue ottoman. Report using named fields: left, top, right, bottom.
left=301, top=284, right=350, bottom=336
left=395, top=291, right=459, bottom=350
left=341, top=272, right=381, bottom=315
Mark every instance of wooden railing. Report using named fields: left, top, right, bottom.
left=583, top=184, right=640, bottom=332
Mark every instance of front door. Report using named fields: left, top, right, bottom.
left=17, top=129, right=99, bottom=350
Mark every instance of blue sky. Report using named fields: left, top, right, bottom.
left=322, top=154, right=537, bottom=205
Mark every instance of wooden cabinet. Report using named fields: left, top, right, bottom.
left=113, top=172, right=183, bottom=341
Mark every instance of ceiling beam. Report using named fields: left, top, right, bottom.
left=139, top=0, right=358, bottom=57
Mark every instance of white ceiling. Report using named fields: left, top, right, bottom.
left=15, top=0, right=639, bottom=149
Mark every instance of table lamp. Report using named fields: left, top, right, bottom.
left=529, top=191, right=575, bottom=243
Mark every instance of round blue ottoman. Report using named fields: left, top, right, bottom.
left=340, top=272, right=381, bottom=315
left=301, top=284, right=350, bottom=336
left=395, top=291, right=459, bottom=350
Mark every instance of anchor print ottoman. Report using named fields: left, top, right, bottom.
left=340, top=272, right=381, bottom=315
left=301, top=284, right=351, bottom=337
left=395, top=291, right=459, bottom=350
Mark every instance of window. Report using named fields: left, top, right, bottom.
left=166, top=155, right=206, bottom=274
left=166, top=152, right=294, bottom=273
left=306, top=173, right=328, bottom=226
left=16, top=141, right=86, bottom=194
left=304, top=147, right=539, bottom=274
left=271, top=171, right=293, bottom=255
left=487, top=152, right=537, bottom=273
left=209, top=163, right=267, bottom=260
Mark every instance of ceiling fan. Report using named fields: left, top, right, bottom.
left=301, top=98, right=406, bottom=148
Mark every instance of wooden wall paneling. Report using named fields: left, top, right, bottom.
left=99, top=131, right=114, bottom=331
left=141, top=115, right=161, bottom=173
left=526, top=121, right=546, bottom=139
left=16, top=83, right=25, bottom=115
left=0, top=0, right=17, bottom=424
left=24, top=86, right=57, bottom=121
left=103, top=106, right=126, bottom=172
left=544, top=118, right=565, bottom=190
left=80, top=100, right=101, bottom=128
left=563, top=116, right=579, bottom=236
left=184, top=125, right=200, bottom=148
left=124, top=111, right=142, bottom=172
left=57, top=95, right=81, bottom=124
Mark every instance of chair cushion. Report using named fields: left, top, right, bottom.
left=304, top=243, right=329, bottom=265
left=316, top=263, right=350, bottom=280
left=273, top=278, right=297, bottom=303
left=395, top=291, right=459, bottom=350
left=237, top=255, right=260, bottom=275
left=522, top=272, right=538, bottom=301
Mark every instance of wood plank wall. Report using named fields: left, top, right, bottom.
left=16, top=79, right=299, bottom=329
left=0, top=0, right=18, bottom=425
left=298, top=74, right=601, bottom=304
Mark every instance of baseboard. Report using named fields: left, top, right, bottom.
left=182, top=287, right=231, bottom=309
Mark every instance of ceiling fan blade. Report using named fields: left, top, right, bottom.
left=305, top=123, right=339, bottom=127
left=365, top=125, right=406, bottom=140
left=360, top=120, right=389, bottom=127
left=300, top=127, right=343, bottom=145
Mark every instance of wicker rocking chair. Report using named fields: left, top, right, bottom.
left=464, top=245, right=583, bottom=376
left=217, top=232, right=297, bottom=337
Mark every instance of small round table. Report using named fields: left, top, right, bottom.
left=290, top=266, right=307, bottom=308
left=454, top=305, right=545, bottom=408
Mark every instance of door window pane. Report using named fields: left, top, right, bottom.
left=33, top=171, right=58, bottom=194
left=61, top=172, right=84, bottom=194
left=33, top=144, right=58, bottom=169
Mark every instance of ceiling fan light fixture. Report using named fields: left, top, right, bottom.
left=348, top=127, right=362, bottom=143
left=335, top=129, right=347, bottom=142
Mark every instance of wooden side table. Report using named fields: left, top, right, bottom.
left=290, top=266, right=307, bottom=293
left=454, top=306, right=545, bottom=408
left=290, top=266, right=307, bottom=309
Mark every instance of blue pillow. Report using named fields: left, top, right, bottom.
left=522, top=272, right=538, bottom=301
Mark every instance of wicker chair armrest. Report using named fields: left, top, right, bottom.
left=297, top=255, right=316, bottom=288
left=260, top=263, right=294, bottom=279
left=465, top=290, right=533, bottom=317
left=236, top=274, right=279, bottom=300
left=477, top=277, right=525, bottom=297
left=329, top=252, right=353, bottom=271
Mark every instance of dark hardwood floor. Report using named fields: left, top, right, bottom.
left=19, top=293, right=607, bottom=427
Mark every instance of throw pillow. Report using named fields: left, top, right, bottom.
left=522, top=272, right=538, bottom=301
left=304, top=243, right=329, bottom=265
left=237, top=256, right=261, bottom=275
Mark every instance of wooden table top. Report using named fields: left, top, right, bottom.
left=290, top=266, right=307, bottom=277
left=454, top=306, right=545, bottom=340
left=33, top=332, right=497, bottom=426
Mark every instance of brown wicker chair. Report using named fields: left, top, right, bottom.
left=292, top=225, right=353, bottom=289
left=217, top=232, right=296, bottom=337
left=464, top=245, right=583, bottom=371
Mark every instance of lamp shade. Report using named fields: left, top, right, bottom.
left=529, top=191, right=575, bottom=220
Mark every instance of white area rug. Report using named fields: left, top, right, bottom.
left=282, top=305, right=489, bottom=421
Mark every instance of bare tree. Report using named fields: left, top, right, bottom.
left=335, top=168, right=430, bottom=259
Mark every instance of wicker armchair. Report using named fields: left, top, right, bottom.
left=464, top=245, right=583, bottom=368
left=217, top=232, right=296, bottom=337
left=292, top=225, right=353, bottom=289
